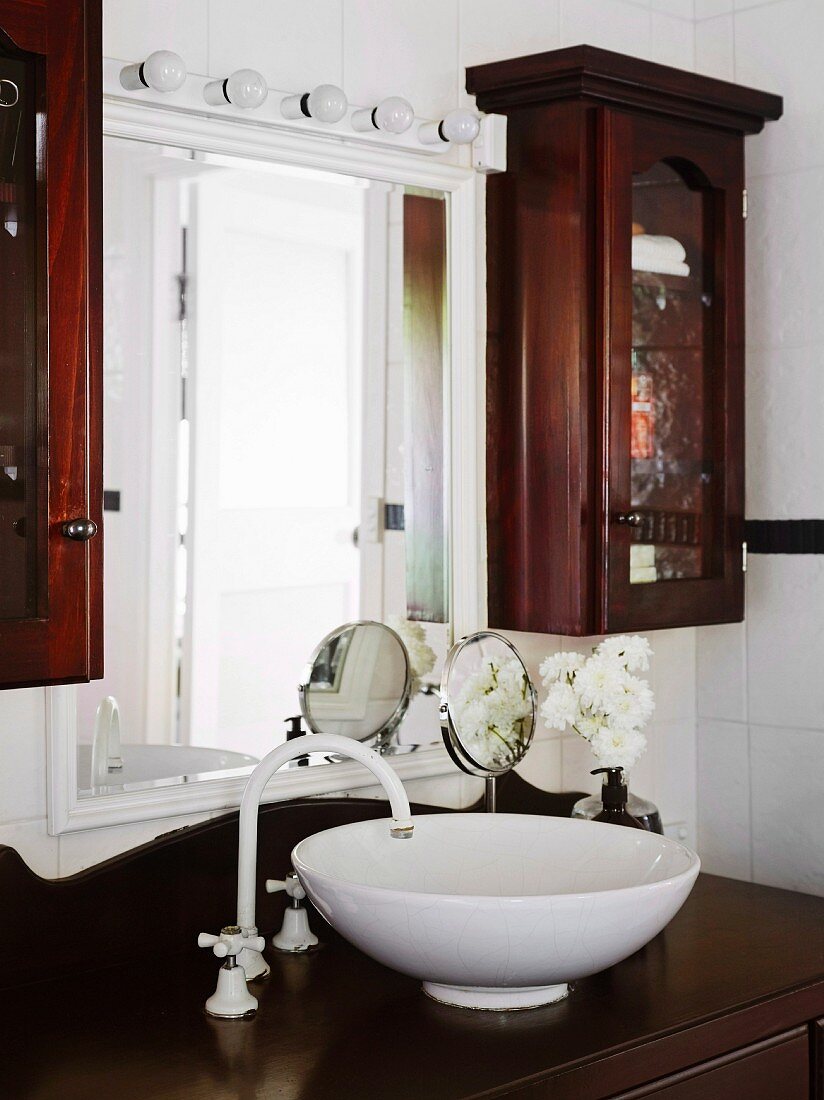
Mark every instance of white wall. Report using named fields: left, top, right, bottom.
left=694, top=0, right=824, bottom=897
left=0, top=0, right=703, bottom=878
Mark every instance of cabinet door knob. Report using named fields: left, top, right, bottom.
left=615, top=511, right=643, bottom=528
left=62, top=518, right=98, bottom=541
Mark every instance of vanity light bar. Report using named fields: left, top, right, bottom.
left=110, top=58, right=489, bottom=157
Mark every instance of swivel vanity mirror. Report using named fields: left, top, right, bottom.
left=47, top=84, right=482, bottom=834
left=299, top=621, right=412, bottom=749
left=439, top=631, right=536, bottom=811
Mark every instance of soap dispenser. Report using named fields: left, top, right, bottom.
left=590, top=767, right=645, bottom=829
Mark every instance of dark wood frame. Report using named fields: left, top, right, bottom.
left=0, top=0, right=102, bottom=686
left=471, top=46, right=782, bottom=635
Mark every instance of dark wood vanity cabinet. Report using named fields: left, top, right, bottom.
left=0, top=0, right=102, bottom=686
left=469, top=47, right=782, bottom=635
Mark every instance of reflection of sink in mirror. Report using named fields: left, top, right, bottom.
left=73, top=134, right=453, bottom=798
left=300, top=621, right=411, bottom=750
left=293, top=814, right=700, bottom=1011
left=77, top=744, right=259, bottom=795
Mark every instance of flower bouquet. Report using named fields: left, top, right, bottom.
left=539, top=635, right=662, bottom=829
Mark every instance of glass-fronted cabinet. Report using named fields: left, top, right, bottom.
left=471, top=45, right=782, bottom=636
left=0, top=2, right=102, bottom=686
left=601, top=112, right=750, bottom=632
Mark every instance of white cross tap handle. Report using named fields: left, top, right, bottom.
left=197, top=926, right=265, bottom=958
left=265, top=871, right=306, bottom=900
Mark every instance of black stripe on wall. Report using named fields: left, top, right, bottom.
left=745, top=519, right=824, bottom=554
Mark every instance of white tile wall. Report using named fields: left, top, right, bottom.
left=2, top=0, right=715, bottom=877
left=746, top=344, right=824, bottom=519
left=694, top=14, right=734, bottom=78
left=208, top=0, right=344, bottom=89
left=696, top=0, right=824, bottom=897
left=697, top=719, right=752, bottom=880
left=560, top=0, right=653, bottom=57
left=750, top=725, right=824, bottom=896
left=459, top=0, right=560, bottom=69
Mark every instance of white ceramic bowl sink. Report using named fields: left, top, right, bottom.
left=293, top=813, right=700, bottom=1010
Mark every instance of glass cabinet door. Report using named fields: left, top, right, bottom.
left=0, top=3, right=102, bottom=687
left=0, top=44, right=42, bottom=622
left=604, top=112, right=745, bottom=631
left=629, top=160, right=717, bottom=587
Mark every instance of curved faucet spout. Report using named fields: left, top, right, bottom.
left=236, top=733, right=413, bottom=933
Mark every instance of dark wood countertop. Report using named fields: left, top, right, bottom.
left=4, top=873, right=824, bottom=1100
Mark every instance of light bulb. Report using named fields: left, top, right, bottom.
left=281, top=83, right=348, bottom=124
left=440, top=109, right=481, bottom=144
left=307, top=84, right=348, bottom=123
left=352, top=96, right=415, bottom=134
left=120, top=50, right=187, bottom=93
left=418, top=108, right=481, bottom=146
left=203, top=69, right=268, bottom=109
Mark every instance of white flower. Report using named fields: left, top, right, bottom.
left=589, top=725, right=647, bottom=771
left=573, top=655, right=626, bottom=711
left=539, top=681, right=578, bottom=731
left=388, top=616, right=436, bottom=693
left=622, top=674, right=655, bottom=723
left=575, top=714, right=604, bottom=741
left=596, top=634, right=652, bottom=673
left=539, top=651, right=584, bottom=686
left=539, top=635, right=654, bottom=771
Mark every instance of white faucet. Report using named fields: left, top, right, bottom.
left=199, top=732, right=414, bottom=1014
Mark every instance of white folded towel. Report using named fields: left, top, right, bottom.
left=632, top=234, right=690, bottom=277
left=633, top=234, right=687, bottom=263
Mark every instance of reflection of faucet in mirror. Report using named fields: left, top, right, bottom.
left=198, top=732, right=413, bottom=1017
left=90, top=696, right=123, bottom=786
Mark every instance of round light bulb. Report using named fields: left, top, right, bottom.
left=439, top=108, right=480, bottom=145
left=373, top=96, right=415, bottom=134
left=307, top=84, right=348, bottom=124
left=141, top=50, right=187, bottom=92
left=225, top=69, right=268, bottom=109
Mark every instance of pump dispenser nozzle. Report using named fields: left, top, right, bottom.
left=590, top=767, right=644, bottom=829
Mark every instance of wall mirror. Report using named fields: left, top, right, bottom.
left=48, top=95, right=480, bottom=832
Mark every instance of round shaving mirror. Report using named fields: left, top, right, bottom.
left=299, top=621, right=412, bottom=750
left=439, top=631, right=536, bottom=810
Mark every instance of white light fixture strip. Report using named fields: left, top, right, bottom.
left=107, top=58, right=491, bottom=159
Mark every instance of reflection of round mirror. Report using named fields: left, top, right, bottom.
left=299, top=621, right=411, bottom=745
left=440, top=631, right=536, bottom=778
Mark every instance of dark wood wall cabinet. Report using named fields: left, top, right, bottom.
left=470, top=46, right=782, bottom=635
left=0, top=0, right=102, bottom=687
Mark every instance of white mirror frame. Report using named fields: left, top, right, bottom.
left=47, top=84, right=484, bottom=834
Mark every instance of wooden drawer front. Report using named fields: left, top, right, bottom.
left=613, top=1027, right=809, bottom=1099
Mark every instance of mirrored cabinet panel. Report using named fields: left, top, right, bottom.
left=471, top=45, right=782, bottom=636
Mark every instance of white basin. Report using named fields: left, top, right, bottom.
left=293, top=813, right=700, bottom=1010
